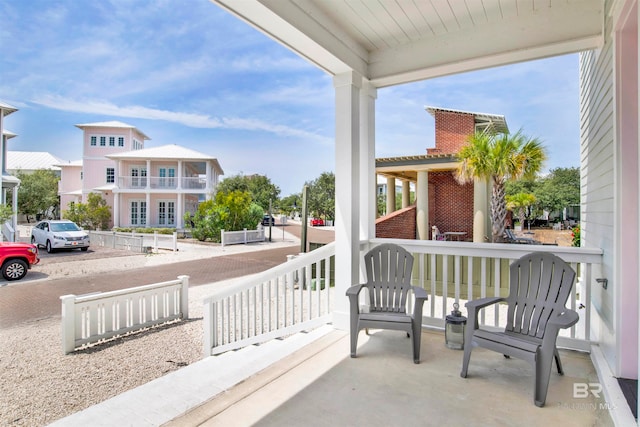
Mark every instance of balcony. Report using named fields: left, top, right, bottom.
left=117, top=176, right=208, bottom=191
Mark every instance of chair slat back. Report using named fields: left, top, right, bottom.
left=364, top=243, right=414, bottom=314
left=505, top=252, right=576, bottom=339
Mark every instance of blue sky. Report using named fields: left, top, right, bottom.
left=0, top=0, right=580, bottom=197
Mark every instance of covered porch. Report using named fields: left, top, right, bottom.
left=206, top=1, right=638, bottom=424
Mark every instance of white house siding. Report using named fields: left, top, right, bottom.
left=580, top=0, right=639, bottom=378
left=580, top=14, right=616, bottom=371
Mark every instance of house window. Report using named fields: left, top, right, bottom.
left=100, top=136, right=106, bottom=146
left=106, top=168, right=115, bottom=184
left=90, top=136, right=97, bottom=146
left=130, top=201, right=147, bottom=226
left=158, top=201, right=175, bottom=226
left=130, top=167, right=147, bottom=188
left=159, top=167, right=176, bottom=188
left=109, top=137, right=115, bottom=146
left=118, top=137, right=124, bottom=147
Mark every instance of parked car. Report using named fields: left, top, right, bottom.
left=310, top=218, right=324, bottom=226
left=30, top=220, right=90, bottom=253
left=261, top=214, right=275, bottom=226
left=0, top=242, right=39, bottom=281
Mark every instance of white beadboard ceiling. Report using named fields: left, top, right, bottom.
left=212, top=0, right=604, bottom=87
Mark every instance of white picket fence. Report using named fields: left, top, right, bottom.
left=221, top=228, right=265, bottom=247
left=60, top=275, right=189, bottom=354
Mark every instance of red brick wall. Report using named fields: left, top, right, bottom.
left=427, top=110, right=475, bottom=155
left=428, top=171, right=474, bottom=239
left=375, top=205, right=417, bottom=239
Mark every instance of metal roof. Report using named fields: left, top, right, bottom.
left=425, top=106, right=509, bottom=134
left=0, top=101, right=18, bottom=116
left=7, top=151, right=63, bottom=171
left=106, top=144, right=224, bottom=174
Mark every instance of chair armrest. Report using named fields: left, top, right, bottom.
left=346, top=284, right=365, bottom=297
left=548, top=309, right=579, bottom=329
left=465, top=297, right=505, bottom=331
left=465, top=297, right=504, bottom=311
left=411, top=286, right=428, bottom=301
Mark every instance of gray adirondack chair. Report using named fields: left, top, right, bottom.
left=346, top=243, right=428, bottom=363
left=460, top=252, right=578, bottom=407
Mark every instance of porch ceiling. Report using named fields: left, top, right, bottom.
left=212, top=0, right=604, bottom=87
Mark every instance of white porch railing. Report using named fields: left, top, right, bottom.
left=203, top=242, right=335, bottom=356
left=60, top=275, right=189, bottom=354
left=221, top=228, right=265, bottom=247
left=366, top=238, right=603, bottom=352
left=202, top=239, right=603, bottom=357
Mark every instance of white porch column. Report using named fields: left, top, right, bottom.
left=473, top=178, right=489, bottom=242
left=177, top=160, right=183, bottom=190
left=12, top=184, right=18, bottom=239
left=402, top=180, right=411, bottom=208
left=146, top=160, right=151, bottom=189
left=206, top=161, right=212, bottom=193
left=386, top=177, right=396, bottom=215
left=360, top=79, right=377, bottom=241
left=333, top=71, right=361, bottom=331
left=177, top=193, right=183, bottom=229
left=113, top=192, right=120, bottom=227
left=145, top=193, right=151, bottom=227
left=416, top=171, right=429, bottom=240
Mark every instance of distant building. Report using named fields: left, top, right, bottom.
left=58, top=121, right=224, bottom=229
left=376, top=106, right=508, bottom=241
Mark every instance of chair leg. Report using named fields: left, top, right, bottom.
left=534, top=350, right=554, bottom=407
left=461, top=342, right=472, bottom=378
left=411, top=324, right=421, bottom=364
left=553, top=347, right=564, bottom=375
left=350, top=320, right=359, bottom=358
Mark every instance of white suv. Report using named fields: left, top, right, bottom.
left=30, top=220, right=90, bottom=253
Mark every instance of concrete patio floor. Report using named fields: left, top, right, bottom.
left=166, top=329, right=614, bottom=427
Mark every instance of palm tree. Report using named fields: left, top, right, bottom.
left=507, top=192, right=536, bottom=229
left=455, top=129, right=546, bottom=242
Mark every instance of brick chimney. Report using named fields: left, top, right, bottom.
left=426, top=110, right=475, bottom=155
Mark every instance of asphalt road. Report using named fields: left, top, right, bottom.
left=0, top=222, right=335, bottom=328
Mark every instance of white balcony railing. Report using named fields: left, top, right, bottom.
left=117, top=176, right=208, bottom=190
left=202, top=239, right=603, bottom=357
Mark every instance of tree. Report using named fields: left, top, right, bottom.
left=506, top=192, right=536, bottom=228
left=535, top=167, right=580, bottom=218
left=63, top=193, right=111, bottom=230
left=305, top=172, right=335, bottom=221
left=184, top=190, right=263, bottom=242
left=15, top=169, right=60, bottom=222
left=279, top=193, right=302, bottom=216
left=0, top=204, right=13, bottom=224
left=217, top=174, right=280, bottom=212
left=456, top=129, right=547, bottom=242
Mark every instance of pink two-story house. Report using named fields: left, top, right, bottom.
left=58, top=121, right=223, bottom=229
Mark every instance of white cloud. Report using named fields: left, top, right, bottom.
left=31, top=95, right=331, bottom=143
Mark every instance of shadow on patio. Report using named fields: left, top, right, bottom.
left=167, top=329, right=614, bottom=426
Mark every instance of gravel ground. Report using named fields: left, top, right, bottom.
left=0, top=282, right=216, bottom=427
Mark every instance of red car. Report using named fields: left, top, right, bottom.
left=0, top=242, right=39, bottom=281
left=310, top=218, right=324, bottom=226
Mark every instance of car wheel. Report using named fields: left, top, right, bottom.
left=46, top=240, right=53, bottom=253
left=81, top=247, right=89, bottom=252
left=31, top=236, right=38, bottom=248
left=2, top=259, right=28, bottom=281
